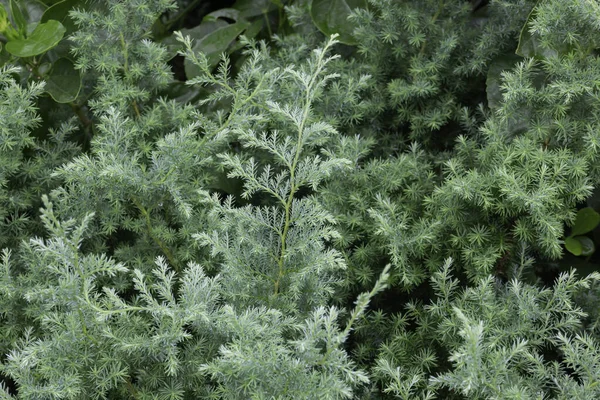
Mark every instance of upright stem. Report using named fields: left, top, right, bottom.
left=69, top=242, right=101, bottom=346
left=70, top=102, right=95, bottom=145
left=273, top=40, right=334, bottom=296
left=419, top=0, right=445, bottom=57
left=125, top=377, right=140, bottom=399
left=131, top=195, right=180, bottom=273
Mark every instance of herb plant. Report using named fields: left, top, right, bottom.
left=0, top=0, right=600, bottom=399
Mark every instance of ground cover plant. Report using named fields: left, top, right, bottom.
left=0, top=0, right=600, bottom=398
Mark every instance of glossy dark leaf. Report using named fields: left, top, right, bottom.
left=578, top=236, right=596, bottom=257
left=203, top=8, right=240, bottom=23
left=161, top=20, right=228, bottom=60
left=516, top=0, right=570, bottom=59
left=571, top=207, right=600, bottom=237
left=45, top=57, right=81, bottom=103
left=160, top=81, right=204, bottom=105
left=41, top=0, right=79, bottom=34
left=19, top=0, right=48, bottom=25
left=230, top=19, right=263, bottom=53
left=310, top=0, right=366, bottom=45
left=486, top=55, right=520, bottom=111
left=232, top=0, right=278, bottom=18
left=184, top=21, right=250, bottom=79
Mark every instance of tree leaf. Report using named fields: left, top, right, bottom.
left=203, top=8, right=241, bottom=23
left=565, top=236, right=583, bottom=256
left=44, top=57, right=81, bottom=103
left=230, top=19, right=263, bottom=53
left=578, top=236, right=596, bottom=257
left=516, top=0, right=570, bottom=59
left=243, top=18, right=263, bottom=40
left=19, top=0, right=48, bottom=26
left=310, top=0, right=366, bottom=45
left=41, top=0, right=79, bottom=34
left=9, top=0, right=27, bottom=37
left=571, top=207, right=600, bottom=237
left=161, top=20, right=228, bottom=60
left=184, top=21, right=250, bottom=79
left=486, top=54, right=520, bottom=111
left=232, top=0, right=278, bottom=18
left=5, top=20, right=65, bottom=57
left=160, top=81, right=205, bottom=105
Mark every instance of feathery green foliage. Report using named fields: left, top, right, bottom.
left=0, top=0, right=600, bottom=398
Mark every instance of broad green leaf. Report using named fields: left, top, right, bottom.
left=37, top=61, right=51, bottom=75
left=230, top=19, right=263, bottom=53
left=184, top=21, right=250, bottom=79
left=41, top=0, right=79, bottom=34
left=232, top=0, right=278, bottom=18
left=571, top=207, right=600, bottom=237
left=161, top=20, right=228, bottom=59
left=516, top=0, right=570, bottom=59
left=486, top=55, right=520, bottom=111
left=310, top=0, right=366, bottom=45
left=160, top=81, right=204, bottom=105
left=9, top=0, right=27, bottom=37
left=243, top=18, right=263, bottom=39
left=44, top=57, right=81, bottom=103
left=565, top=236, right=583, bottom=256
left=203, top=8, right=241, bottom=23
left=5, top=20, right=65, bottom=57
left=516, top=1, right=539, bottom=57
left=36, top=0, right=57, bottom=4
left=43, top=38, right=71, bottom=62
left=20, top=0, right=48, bottom=25
left=565, top=236, right=595, bottom=257
left=578, top=236, right=596, bottom=257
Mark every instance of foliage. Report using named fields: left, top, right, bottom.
left=0, top=195, right=388, bottom=399
left=0, top=0, right=600, bottom=399
left=564, top=207, right=600, bottom=257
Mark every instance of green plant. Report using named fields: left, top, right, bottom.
left=0, top=1, right=80, bottom=100
left=1, top=0, right=600, bottom=398
left=564, top=207, right=600, bottom=257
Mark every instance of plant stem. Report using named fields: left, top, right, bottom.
left=273, top=39, right=333, bottom=296
left=131, top=195, right=180, bottom=273
left=120, top=33, right=141, bottom=118
left=125, top=376, right=139, bottom=399
left=164, top=0, right=203, bottom=31
left=419, top=0, right=445, bottom=57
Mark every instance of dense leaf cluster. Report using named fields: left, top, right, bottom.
left=0, top=0, right=600, bottom=399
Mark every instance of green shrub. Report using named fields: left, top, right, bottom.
left=0, top=0, right=600, bottom=398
